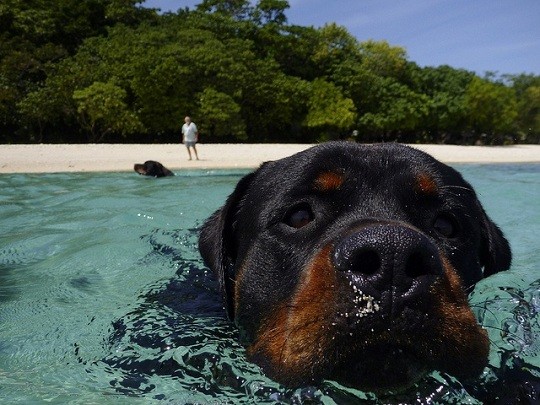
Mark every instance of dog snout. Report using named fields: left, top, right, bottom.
left=333, top=224, right=444, bottom=308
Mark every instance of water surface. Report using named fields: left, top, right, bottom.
left=0, top=165, right=538, bottom=404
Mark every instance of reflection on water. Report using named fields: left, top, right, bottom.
left=0, top=166, right=538, bottom=403
left=96, top=228, right=540, bottom=404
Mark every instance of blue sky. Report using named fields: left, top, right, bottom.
left=141, top=0, right=539, bottom=76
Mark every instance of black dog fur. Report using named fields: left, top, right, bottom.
left=199, top=142, right=511, bottom=392
left=134, top=160, right=174, bottom=177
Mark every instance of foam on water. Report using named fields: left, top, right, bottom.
left=0, top=165, right=538, bottom=403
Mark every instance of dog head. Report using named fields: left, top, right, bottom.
left=134, top=160, right=174, bottom=177
left=199, top=142, right=511, bottom=392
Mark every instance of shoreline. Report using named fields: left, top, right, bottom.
left=1, top=143, right=539, bottom=174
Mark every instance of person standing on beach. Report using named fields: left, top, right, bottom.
left=181, top=116, right=199, bottom=160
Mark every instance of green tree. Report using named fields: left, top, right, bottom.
left=253, top=0, right=289, bottom=25
left=196, top=0, right=251, bottom=20
left=508, top=74, right=540, bottom=142
left=2, top=0, right=535, bottom=144
left=0, top=0, right=155, bottom=141
left=516, top=85, right=540, bottom=142
left=415, top=65, right=475, bottom=142
left=464, top=76, right=518, bottom=144
left=73, top=81, right=144, bottom=142
left=358, top=78, right=430, bottom=141
left=304, top=78, right=356, bottom=140
left=197, top=87, right=246, bottom=140
left=328, top=39, right=415, bottom=141
left=17, top=85, right=64, bottom=142
left=236, top=57, right=310, bottom=142
left=251, top=24, right=320, bottom=80
left=311, top=23, right=361, bottom=77
left=359, top=40, right=408, bottom=79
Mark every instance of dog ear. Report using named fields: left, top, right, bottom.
left=478, top=207, right=512, bottom=277
left=199, top=172, right=256, bottom=320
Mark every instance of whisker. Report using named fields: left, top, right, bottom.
left=440, top=185, right=474, bottom=193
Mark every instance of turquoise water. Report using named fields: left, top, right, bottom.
left=0, top=165, right=538, bottom=404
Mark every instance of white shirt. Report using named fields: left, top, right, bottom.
left=182, top=122, right=198, bottom=142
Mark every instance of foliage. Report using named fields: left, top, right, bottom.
left=517, top=85, right=540, bottom=142
left=414, top=65, right=475, bottom=143
left=464, top=76, right=518, bottom=144
left=73, top=81, right=144, bottom=142
left=197, top=87, right=246, bottom=140
left=1, top=0, right=538, bottom=144
left=359, top=40, right=408, bottom=79
left=507, top=74, right=540, bottom=142
left=304, top=78, right=356, bottom=141
left=358, top=78, right=430, bottom=140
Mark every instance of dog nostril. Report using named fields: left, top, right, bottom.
left=334, top=244, right=382, bottom=275
left=353, top=249, right=381, bottom=275
left=404, top=250, right=434, bottom=278
left=334, top=225, right=444, bottom=284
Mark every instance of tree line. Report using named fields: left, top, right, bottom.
left=1, top=0, right=539, bottom=144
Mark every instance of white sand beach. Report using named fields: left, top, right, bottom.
left=1, top=143, right=539, bottom=174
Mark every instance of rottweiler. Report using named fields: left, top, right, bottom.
left=199, top=142, right=511, bottom=393
left=134, top=160, right=174, bottom=177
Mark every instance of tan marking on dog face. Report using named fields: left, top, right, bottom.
left=244, top=247, right=489, bottom=388
left=415, top=172, right=438, bottom=195
left=428, top=256, right=490, bottom=378
left=313, top=171, right=345, bottom=192
left=247, top=245, right=337, bottom=382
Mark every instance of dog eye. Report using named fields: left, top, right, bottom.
left=284, top=205, right=314, bottom=229
left=433, top=215, right=458, bottom=238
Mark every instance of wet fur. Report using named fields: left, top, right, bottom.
left=199, top=142, right=511, bottom=392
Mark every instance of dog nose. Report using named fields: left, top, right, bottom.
left=333, top=224, right=444, bottom=305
